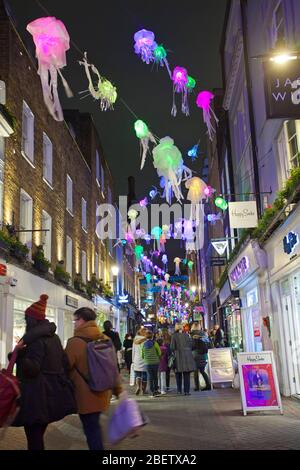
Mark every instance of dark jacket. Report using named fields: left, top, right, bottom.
left=191, top=330, right=209, bottom=368
left=214, top=328, right=225, bottom=348
left=13, top=320, right=76, bottom=427
left=104, top=329, right=122, bottom=352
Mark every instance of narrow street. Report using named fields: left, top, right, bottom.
left=1, top=378, right=300, bottom=451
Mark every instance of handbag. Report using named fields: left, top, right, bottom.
left=168, top=352, right=176, bottom=369
left=108, top=392, right=149, bottom=445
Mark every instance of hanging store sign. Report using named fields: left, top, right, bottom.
left=264, top=59, right=300, bottom=119
left=210, top=257, right=227, bottom=267
left=66, top=295, right=78, bottom=309
left=228, top=201, right=258, bottom=229
left=237, top=352, right=283, bottom=416
left=118, top=293, right=129, bottom=304
left=212, top=241, right=228, bottom=256
left=208, top=348, right=235, bottom=387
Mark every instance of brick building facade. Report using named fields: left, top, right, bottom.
left=0, top=0, right=125, bottom=365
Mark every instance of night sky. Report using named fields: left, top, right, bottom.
left=7, top=0, right=227, bottom=200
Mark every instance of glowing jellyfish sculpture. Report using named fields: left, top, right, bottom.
left=152, top=137, right=184, bottom=204
left=185, top=177, right=207, bottom=222
left=151, top=226, right=163, bottom=251
left=79, top=52, right=117, bottom=111
left=174, top=257, right=181, bottom=276
left=27, top=17, right=72, bottom=121
left=171, top=66, right=189, bottom=117
left=153, top=44, right=172, bottom=78
left=134, top=245, right=144, bottom=262
left=134, top=29, right=156, bottom=64
left=134, top=120, right=156, bottom=170
left=196, top=91, right=219, bottom=141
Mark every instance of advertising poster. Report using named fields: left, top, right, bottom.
left=208, top=348, right=235, bottom=387
left=237, top=352, right=283, bottom=416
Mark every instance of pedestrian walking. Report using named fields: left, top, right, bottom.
left=142, top=330, right=161, bottom=397
left=214, top=324, right=225, bottom=348
left=65, top=308, right=122, bottom=450
left=132, top=327, right=148, bottom=395
left=123, top=333, right=133, bottom=371
left=10, top=294, right=76, bottom=450
left=190, top=324, right=211, bottom=391
left=171, top=324, right=195, bottom=395
left=157, top=337, right=169, bottom=395
left=161, top=331, right=172, bottom=391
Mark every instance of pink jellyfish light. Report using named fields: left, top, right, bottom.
left=27, top=17, right=72, bottom=121
left=196, top=91, right=219, bottom=141
left=134, top=29, right=156, bottom=64
left=171, top=67, right=189, bottom=117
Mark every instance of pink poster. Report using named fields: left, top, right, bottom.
left=242, top=364, right=279, bottom=408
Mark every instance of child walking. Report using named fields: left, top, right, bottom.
left=141, top=330, right=161, bottom=397
left=158, top=338, right=169, bottom=395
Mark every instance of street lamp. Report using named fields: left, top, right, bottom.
left=111, top=265, right=119, bottom=277
left=191, top=286, right=197, bottom=294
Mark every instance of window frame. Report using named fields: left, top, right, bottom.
left=42, top=132, right=53, bottom=187
left=21, top=101, right=35, bottom=165
left=66, top=235, right=73, bottom=277
left=66, top=174, right=73, bottom=216
left=81, top=197, right=87, bottom=233
left=41, top=209, right=52, bottom=262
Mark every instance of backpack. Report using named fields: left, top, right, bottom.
left=0, top=349, right=21, bottom=428
left=192, top=336, right=208, bottom=356
left=74, top=337, right=119, bottom=392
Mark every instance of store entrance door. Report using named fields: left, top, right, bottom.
left=281, top=276, right=300, bottom=396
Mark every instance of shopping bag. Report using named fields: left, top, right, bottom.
left=129, top=364, right=135, bottom=387
left=108, top=392, right=149, bottom=445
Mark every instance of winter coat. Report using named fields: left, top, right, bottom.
left=214, top=328, right=225, bottom=348
left=132, top=335, right=147, bottom=372
left=141, top=340, right=161, bottom=365
left=159, top=344, right=169, bottom=373
left=123, top=338, right=133, bottom=366
left=65, top=321, right=123, bottom=415
left=171, top=332, right=195, bottom=373
left=13, top=320, right=76, bottom=427
left=190, top=330, right=209, bottom=368
left=103, top=329, right=122, bottom=352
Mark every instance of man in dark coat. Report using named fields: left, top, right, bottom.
left=12, top=294, right=76, bottom=450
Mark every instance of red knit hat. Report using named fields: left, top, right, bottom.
left=25, top=294, right=49, bottom=320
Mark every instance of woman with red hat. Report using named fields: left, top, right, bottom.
left=11, top=294, right=76, bottom=450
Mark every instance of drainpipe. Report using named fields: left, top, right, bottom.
left=240, top=0, right=262, bottom=218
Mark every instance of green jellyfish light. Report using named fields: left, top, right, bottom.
left=134, top=119, right=156, bottom=170
left=134, top=245, right=144, bottom=261
left=215, top=197, right=228, bottom=211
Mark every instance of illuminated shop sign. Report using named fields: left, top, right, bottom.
left=229, top=257, right=250, bottom=286
left=283, top=231, right=299, bottom=255
left=118, top=294, right=129, bottom=304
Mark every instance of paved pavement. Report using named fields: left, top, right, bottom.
left=1, top=372, right=300, bottom=450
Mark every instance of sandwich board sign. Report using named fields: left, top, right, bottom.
left=208, top=348, right=235, bottom=389
left=237, top=351, right=283, bottom=416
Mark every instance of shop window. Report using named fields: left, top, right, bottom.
left=66, top=236, right=72, bottom=276
left=63, top=311, right=74, bottom=347
left=82, top=250, right=87, bottom=284
left=41, top=210, right=52, bottom=262
left=21, top=101, right=34, bottom=163
left=19, top=189, right=33, bottom=250
left=66, top=174, right=73, bottom=215
left=43, top=132, right=53, bottom=186
left=247, top=288, right=258, bottom=307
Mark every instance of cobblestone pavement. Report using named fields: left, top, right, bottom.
left=1, top=373, right=300, bottom=450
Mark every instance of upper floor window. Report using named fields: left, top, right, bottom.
left=81, top=197, right=87, bottom=232
left=271, top=1, right=286, bottom=47
left=95, top=252, right=99, bottom=278
left=101, top=164, right=105, bottom=196
left=42, top=210, right=52, bottom=261
left=277, top=120, right=300, bottom=186
left=66, top=175, right=73, bottom=215
left=81, top=250, right=87, bottom=284
left=43, top=132, right=53, bottom=186
left=66, top=235, right=73, bottom=277
left=20, top=189, right=33, bottom=250
left=21, top=101, right=34, bottom=163
left=96, top=150, right=101, bottom=186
